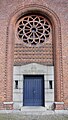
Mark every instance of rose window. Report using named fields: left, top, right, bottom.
left=17, top=15, right=51, bottom=46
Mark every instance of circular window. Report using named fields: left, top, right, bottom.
left=17, top=15, right=51, bottom=46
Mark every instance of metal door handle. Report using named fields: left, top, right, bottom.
left=33, top=90, right=36, bottom=94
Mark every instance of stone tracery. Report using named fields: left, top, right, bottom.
left=17, top=15, right=51, bottom=46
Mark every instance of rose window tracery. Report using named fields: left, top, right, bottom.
left=17, top=15, right=51, bottom=46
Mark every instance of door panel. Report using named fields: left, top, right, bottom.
left=23, top=75, right=44, bottom=106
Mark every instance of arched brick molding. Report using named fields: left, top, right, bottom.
left=5, top=4, right=64, bottom=109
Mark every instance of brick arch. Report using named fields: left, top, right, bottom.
left=5, top=4, right=64, bottom=109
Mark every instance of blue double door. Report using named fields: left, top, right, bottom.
left=23, top=75, right=44, bottom=106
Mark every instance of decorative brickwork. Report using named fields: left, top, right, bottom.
left=14, top=43, right=53, bottom=65
left=0, top=1, right=68, bottom=110
left=5, top=4, right=63, bottom=109
left=14, top=13, right=53, bottom=66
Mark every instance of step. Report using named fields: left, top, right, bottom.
left=21, top=107, right=54, bottom=115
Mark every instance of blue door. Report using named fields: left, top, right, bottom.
left=23, top=75, right=44, bottom=106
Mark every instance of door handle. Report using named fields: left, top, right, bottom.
left=33, top=90, right=36, bottom=94
left=34, top=90, right=36, bottom=94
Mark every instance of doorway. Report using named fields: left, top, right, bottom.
left=23, top=75, right=44, bottom=106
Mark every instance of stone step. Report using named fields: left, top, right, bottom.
left=21, top=107, right=54, bottom=115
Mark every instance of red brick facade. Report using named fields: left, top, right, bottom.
left=0, top=0, right=68, bottom=110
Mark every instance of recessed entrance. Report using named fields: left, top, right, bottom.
left=13, top=64, right=54, bottom=109
left=23, top=75, right=44, bottom=106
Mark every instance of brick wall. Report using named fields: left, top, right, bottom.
left=0, top=0, right=68, bottom=110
